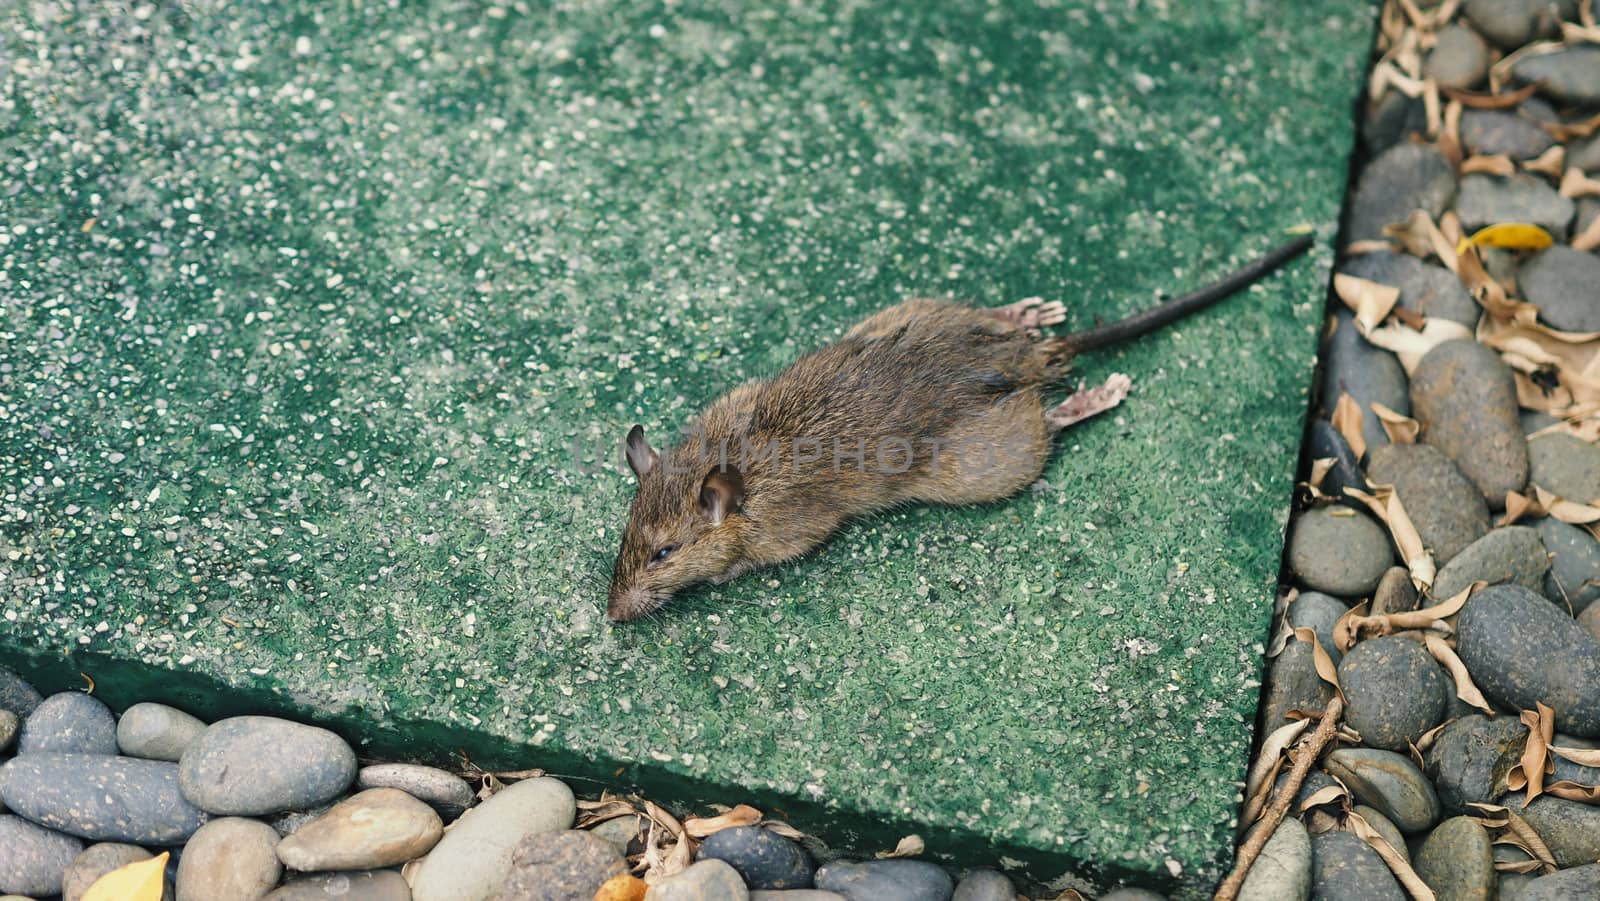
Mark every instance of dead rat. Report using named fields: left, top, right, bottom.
left=607, top=235, right=1313, bottom=621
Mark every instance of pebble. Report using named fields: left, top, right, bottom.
left=1346, top=143, right=1457, bottom=242
left=357, top=763, right=475, bottom=820
left=1459, top=110, right=1556, bottom=161
left=1430, top=525, right=1550, bottom=601
left=1321, top=313, right=1411, bottom=453
left=749, top=892, right=845, bottom=901
left=271, top=803, right=337, bottom=838
left=1352, top=806, right=1408, bottom=863
left=492, top=829, right=625, bottom=901
left=1464, top=0, right=1571, bottom=47
left=1512, top=46, right=1600, bottom=106
left=589, top=815, right=642, bottom=855
left=116, top=703, right=207, bottom=763
left=1528, top=431, right=1600, bottom=504
left=1365, top=443, right=1489, bottom=565
left=409, top=776, right=575, bottom=901
left=1288, top=593, right=1349, bottom=667
left=176, top=816, right=283, bottom=901
left=1508, top=793, right=1600, bottom=869
left=1371, top=567, right=1420, bottom=616
left=0, top=668, right=42, bottom=718
left=1455, top=173, right=1576, bottom=242
left=1410, top=339, right=1529, bottom=508
left=1308, top=830, right=1403, bottom=901
left=1306, top=419, right=1365, bottom=505
left=698, top=826, right=813, bottom=890
left=598, top=874, right=652, bottom=901
left=1458, top=583, right=1600, bottom=737
left=276, top=787, right=442, bottom=872
left=1516, top=863, right=1600, bottom=901
left=949, top=869, right=1012, bottom=901
left=1582, top=603, right=1600, bottom=643
left=0, top=711, right=16, bottom=754
left=1261, top=639, right=1333, bottom=731
left=0, top=814, right=83, bottom=897
left=62, top=844, right=163, bottom=901
left=1424, top=715, right=1526, bottom=814
left=1339, top=252, right=1479, bottom=327
left=1287, top=507, right=1393, bottom=597
left=263, top=870, right=413, bottom=901
left=1338, top=636, right=1449, bottom=752
left=1422, top=24, right=1489, bottom=90
left=1521, top=409, right=1561, bottom=435
left=813, top=860, right=954, bottom=901
left=178, top=716, right=357, bottom=816
left=0, top=753, right=210, bottom=844
left=644, top=858, right=750, bottom=901
left=1362, top=91, right=1427, bottom=157
left=1237, top=815, right=1310, bottom=901
left=1413, top=816, right=1493, bottom=901
left=1536, top=516, right=1600, bottom=615
left=1573, top=133, right=1600, bottom=173
left=1519, top=247, right=1600, bottom=335
left=1323, top=748, right=1440, bottom=833
left=1492, top=844, right=1538, bottom=900
left=1579, top=196, right=1600, bottom=240
left=17, top=693, right=118, bottom=756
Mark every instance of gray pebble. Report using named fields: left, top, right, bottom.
left=0, top=753, right=209, bottom=844
left=1520, top=247, right=1600, bottom=334
left=1362, top=91, right=1428, bottom=158
left=1309, top=830, right=1403, bottom=901
left=814, top=860, right=953, bottom=901
left=1424, top=714, right=1527, bottom=814
left=1455, top=173, right=1575, bottom=242
left=0, top=668, right=42, bottom=718
left=698, top=826, right=813, bottom=891
left=0, top=814, right=83, bottom=897
left=18, top=693, right=117, bottom=756
left=1458, top=583, right=1600, bottom=737
left=1431, top=525, right=1550, bottom=601
left=1261, top=640, right=1333, bottom=732
left=1459, top=110, right=1556, bottom=161
left=264, top=870, right=413, bottom=901
left=1521, top=409, right=1561, bottom=436
left=1338, top=636, right=1449, bottom=753
left=493, top=829, right=625, bottom=901
left=1339, top=252, right=1479, bottom=327
left=1306, top=419, right=1364, bottom=505
left=357, top=764, right=475, bottom=821
left=1347, top=143, right=1457, bottom=242
left=587, top=815, right=642, bottom=854
left=1578, top=197, right=1600, bottom=241
left=1287, top=507, right=1393, bottom=597
left=63, top=844, right=166, bottom=901
left=1464, top=0, right=1573, bottom=48
left=1366, top=443, right=1489, bottom=565
left=1423, top=24, right=1489, bottom=90
left=1352, top=806, right=1408, bottom=864
left=178, top=716, right=357, bottom=816
left=1512, top=46, right=1600, bottom=106
left=1287, top=593, right=1349, bottom=668
left=1493, top=844, right=1538, bottom=900
left=1572, top=133, right=1600, bottom=173
left=1323, top=748, right=1440, bottom=834
left=749, top=892, right=847, bottom=901
left=1508, top=793, right=1600, bottom=869
left=1528, top=431, right=1600, bottom=504
left=1413, top=816, right=1493, bottom=901
left=176, top=817, right=284, bottom=901
left=645, top=858, right=750, bottom=901
left=1536, top=516, right=1600, bottom=615
left=1237, top=815, right=1309, bottom=901
left=950, top=869, right=1012, bottom=901
left=276, top=787, right=443, bottom=872
left=0, top=711, right=17, bottom=755
left=1516, top=863, right=1600, bottom=901
left=116, top=703, right=206, bottom=763
left=1371, top=567, right=1419, bottom=617
left=1411, top=339, right=1529, bottom=508
left=1320, top=313, right=1410, bottom=454
left=409, top=776, right=576, bottom=901
left=1582, top=603, right=1600, bottom=643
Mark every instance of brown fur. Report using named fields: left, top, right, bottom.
left=607, top=298, right=1075, bottom=621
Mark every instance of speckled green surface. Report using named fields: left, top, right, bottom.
left=0, top=0, right=1371, bottom=894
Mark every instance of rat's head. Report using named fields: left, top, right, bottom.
left=608, top=425, right=749, bottom=622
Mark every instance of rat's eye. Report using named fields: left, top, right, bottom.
left=652, top=544, right=678, bottom=563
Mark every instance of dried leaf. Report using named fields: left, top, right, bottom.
left=1294, top=626, right=1344, bottom=699
left=1347, top=812, right=1437, bottom=901
left=1364, top=317, right=1476, bottom=373
left=1454, top=222, right=1555, bottom=254
left=1508, top=704, right=1556, bottom=803
left=1574, top=211, right=1600, bottom=253
left=1550, top=745, right=1600, bottom=767
left=1439, top=82, right=1540, bottom=109
left=1244, top=719, right=1313, bottom=822
left=1524, top=145, right=1565, bottom=178
left=1459, top=154, right=1515, bottom=176
left=1372, top=403, right=1420, bottom=444
left=1332, top=393, right=1369, bottom=461
left=1384, top=210, right=1458, bottom=271
left=1300, top=783, right=1350, bottom=813
left=876, top=835, right=925, bottom=859
left=684, top=805, right=763, bottom=838
left=1425, top=633, right=1496, bottom=714
left=1309, top=457, right=1337, bottom=493
left=1560, top=167, right=1600, bottom=199
left=1344, top=486, right=1436, bottom=589
left=82, top=853, right=170, bottom=901
left=1534, top=485, right=1600, bottom=522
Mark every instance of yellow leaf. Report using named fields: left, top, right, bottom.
left=82, top=852, right=169, bottom=901
left=1454, top=222, right=1554, bottom=255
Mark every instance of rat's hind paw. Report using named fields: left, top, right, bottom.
left=1045, top=373, right=1132, bottom=430
left=991, top=297, right=1068, bottom=337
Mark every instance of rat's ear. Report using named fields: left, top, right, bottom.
left=625, top=425, right=658, bottom=479
left=698, top=465, right=745, bottom=524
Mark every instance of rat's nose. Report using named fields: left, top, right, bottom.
left=607, top=586, right=649, bottom=622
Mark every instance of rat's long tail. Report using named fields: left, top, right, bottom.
left=1048, top=235, right=1314, bottom=356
